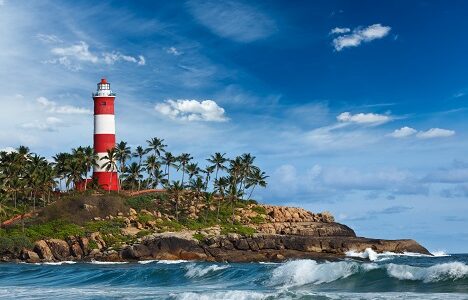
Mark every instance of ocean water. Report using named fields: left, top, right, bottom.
left=0, top=251, right=467, bottom=299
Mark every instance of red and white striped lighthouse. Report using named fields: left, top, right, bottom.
left=93, top=78, right=118, bottom=191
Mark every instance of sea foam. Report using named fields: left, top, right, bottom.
left=346, top=248, right=449, bottom=262
left=185, top=263, right=229, bottom=278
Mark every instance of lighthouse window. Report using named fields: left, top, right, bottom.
left=101, top=101, right=106, bottom=106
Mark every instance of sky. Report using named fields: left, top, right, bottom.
left=1, top=0, right=468, bottom=252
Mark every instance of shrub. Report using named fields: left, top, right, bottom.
left=192, top=233, right=205, bottom=242
left=84, top=219, right=125, bottom=236
left=221, top=224, right=256, bottom=236
left=251, top=205, right=267, bottom=215
left=137, top=214, right=155, bottom=224
left=125, top=193, right=167, bottom=211
left=136, top=230, right=152, bottom=238
left=0, top=235, right=33, bottom=255
left=250, top=215, right=265, bottom=224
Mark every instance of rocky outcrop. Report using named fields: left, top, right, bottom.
left=254, top=221, right=355, bottom=236
left=33, top=240, right=54, bottom=261
left=118, top=232, right=431, bottom=262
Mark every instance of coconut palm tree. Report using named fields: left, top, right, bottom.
left=167, top=181, right=184, bottom=221
left=214, top=176, right=229, bottom=221
left=146, top=137, right=166, bottom=158
left=133, top=146, right=148, bottom=166
left=245, top=168, right=268, bottom=200
left=186, top=163, right=200, bottom=182
left=202, top=165, right=215, bottom=191
left=115, top=141, right=131, bottom=189
left=144, top=154, right=159, bottom=186
left=82, top=146, right=98, bottom=191
left=177, top=153, right=192, bottom=187
left=125, top=162, right=144, bottom=191
left=207, top=152, right=228, bottom=182
left=101, top=148, right=118, bottom=193
left=161, top=152, right=177, bottom=183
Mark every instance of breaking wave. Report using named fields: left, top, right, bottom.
left=346, top=248, right=450, bottom=262
left=185, top=263, right=230, bottom=278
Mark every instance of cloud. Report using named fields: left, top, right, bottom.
left=36, top=33, right=62, bottom=44
left=389, top=126, right=417, bottom=138
left=332, top=24, right=391, bottom=51
left=21, top=117, right=63, bottom=131
left=155, top=99, right=228, bottom=122
left=49, top=41, right=145, bottom=69
left=187, top=0, right=276, bottom=42
left=51, top=41, right=99, bottom=63
left=373, top=206, right=413, bottom=215
left=330, top=27, right=350, bottom=34
left=37, top=97, right=92, bottom=114
left=166, top=46, right=182, bottom=56
left=416, top=128, right=455, bottom=139
left=103, top=52, right=146, bottom=65
left=337, top=112, right=391, bottom=125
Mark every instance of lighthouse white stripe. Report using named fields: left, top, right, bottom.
left=94, top=152, right=118, bottom=172
left=94, top=115, right=115, bottom=134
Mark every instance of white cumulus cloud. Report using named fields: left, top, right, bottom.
left=417, top=128, right=455, bottom=139
left=155, top=99, right=228, bottom=122
left=166, top=47, right=182, bottom=56
left=337, top=112, right=391, bottom=125
left=332, top=24, right=391, bottom=51
left=103, top=52, right=146, bottom=65
left=390, top=126, right=417, bottom=138
left=37, top=97, right=92, bottom=114
left=21, top=117, right=63, bottom=131
left=51, top=41, right=99, bottom=63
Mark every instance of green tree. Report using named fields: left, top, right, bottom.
left=101, top=148, right=118, bottom=193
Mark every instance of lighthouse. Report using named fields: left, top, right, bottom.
left=92, top=78, right=119, bottom=191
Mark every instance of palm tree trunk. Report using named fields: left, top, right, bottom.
left=248, top=185, right=257, bottom=200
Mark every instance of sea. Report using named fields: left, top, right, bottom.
left=0, top=249, right=467, bottom=299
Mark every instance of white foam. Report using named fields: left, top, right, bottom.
left=268, top=259, right=375, bottom=287
left=386, top=262, right=468, bottom=282
left=185, top=263, right=229, bottom=278
left=89, top=260, right=128, bottom=265
left=431, top=250, right=450, bottom=257
left=137, top=260, right=157, bottom=264
left=34, top=261, right=77, bottom=265
left=346, top=248, right=448, bottom=262
left=156, top=259, right=188, bottom=264
left=172, top=290, right=267, bottom=300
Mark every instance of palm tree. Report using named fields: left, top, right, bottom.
left=101, top=148, right=118, bottom=193
left=177, top=153, right=192, bottom=187
left=207, top=152, right=228, bottom=182
left=146, top=137, right=166, bottom=158
left=214, top=177, right=229, bottom=221
left=144, top=154, right=160, bottom=187
left=186, top=163, right=200, bottom=182
left=161, top=152, right=177, bottom=183
left=245, top=168, right=269, bottom=200
left=167, top=181, right=184, bottom=221
left=52, top=152, right=71, bottom=191
left=82, top=146, right=98, bottom=191
left=133, top=146, right=148, bottom=166
left=115, top=141, right=131, bottom=189
left=125, top=162, right=144, bottom=191
left=202, top=165, right=215, bottom=191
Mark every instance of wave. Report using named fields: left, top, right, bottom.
left=268, top=259, right=375, bottom=287
left=185, top=263, right=230, bottom=278
left=345, top=248, right=450, bottom=262
left=156, top=259, right=188, bottom=264
left=386, top=262, right=468, bottom=282
left=268, top=259, right=468, bottom=288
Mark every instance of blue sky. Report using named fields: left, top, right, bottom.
left=1, top=0, right=468, bottom=252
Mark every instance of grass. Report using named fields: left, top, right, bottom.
left=221, top=224, right=256, bottom=236
left=251, top=205, right=267, bottom=215
left=192, top=233, right=205, bottom=242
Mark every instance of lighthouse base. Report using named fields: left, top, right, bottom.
left=93, top=172, right=119, bottom=191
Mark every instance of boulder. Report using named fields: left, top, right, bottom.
left=21, top=249, right=40, bottom=263
left=46, top=239, right=71, bottom=260
left=33, top=240, right=54, bottom=261
left=66, top=236, right=84, bottom=258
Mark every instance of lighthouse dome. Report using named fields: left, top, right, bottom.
left=93, top=78, right=116, bottom=97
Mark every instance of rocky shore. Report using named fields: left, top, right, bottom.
left=3, top=204, right=431, bottom=263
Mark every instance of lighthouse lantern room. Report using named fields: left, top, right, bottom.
left=92, top=78, right=118, bottom=191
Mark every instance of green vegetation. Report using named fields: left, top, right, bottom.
left=251, top=205, right=267, bottom=215
left=221, top=224, right=256, bottom=236
left=192, top=233, right=205, bottom=242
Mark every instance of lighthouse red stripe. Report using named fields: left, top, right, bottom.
left=94, top=134, right=116, bottom=153
left=94, top=97, right=115, bottom=115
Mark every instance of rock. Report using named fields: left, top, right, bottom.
left=47, top=239, right=71, bottom=260
left=88, top=249, right=101, bottom=257
left=90, top=232, right=106, bottom=249
left=121, top=244, right=151, bottom=259
left=67, top=236, right=84, bottom=258
left=34, top=240, right=54, bottom=261
left=21, top=249, right=40, bottom=263
left=129, top=208, right=137, bottom=216
left=79, top=237, right=90, bottom=255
